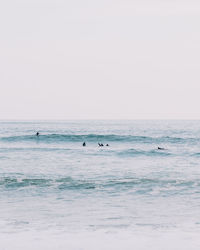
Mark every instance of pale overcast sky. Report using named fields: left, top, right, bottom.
left=0, top=0, right=200, bottom=119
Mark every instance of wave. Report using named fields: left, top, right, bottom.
left=0, top=177, right=52, bottom=188
left=0, top=146, right=172, bottom=157
left=0, top=177, right=95, bottom=190
left=117, top=148, right=172, bottom=157
left=0, top=176, right=198, bottom=193
left=0, top=134, right=198, bottom=144
left=192, top=152, right=200, bottom=157
left=0, top=147, right=73, bottom=153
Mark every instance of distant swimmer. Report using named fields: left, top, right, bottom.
left=158, top=147, right=165, bottom=150
left=106, top=144, right=109, bottom=146
left=36, top=132, right=40, bottom=136
left=98, top=143, right=104, bottom=147
left=83, top=142, right=86, bottom=146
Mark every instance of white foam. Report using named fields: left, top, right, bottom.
left=1, top=229, right=200, bottom=250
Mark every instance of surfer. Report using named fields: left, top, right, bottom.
left=106, top=144, right=109, bottom=146
left=36, top=132, right=40, bottom=136
left=83, top=142, right=86, bottom=146
left=158, top=147, right=164, bottom=150
left=98, top=143, right=104, bottom=147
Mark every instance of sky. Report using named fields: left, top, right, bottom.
left=0, top=0, right=200, bottom=119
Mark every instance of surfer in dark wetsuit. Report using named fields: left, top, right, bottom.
left=83, top=142, right=86, bottom=146
left=158, top=147, right=164, bottom=150
left=106, top=144, right=109, bottom=146
left=98, top=143, right=104, bottom=147
left=36, top=132, right=40, bottom=136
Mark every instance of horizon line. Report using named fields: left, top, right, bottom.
left=1, top=118, right=200, bottom=121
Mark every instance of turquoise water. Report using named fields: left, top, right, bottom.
left=1, top=120, right=200, bottom=249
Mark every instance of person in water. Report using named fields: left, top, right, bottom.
left=106, top=144, right=109, bottom=146
left=83, top=142, right=86, bottom=146
left=36, top=132, right=40, bottom=136
left=158, top=147, right=165, bottom=150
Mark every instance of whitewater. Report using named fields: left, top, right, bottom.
left=1, top=120, right=200, bottom=250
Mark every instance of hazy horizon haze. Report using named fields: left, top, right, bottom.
left=1, top=0, right=200, bottom=119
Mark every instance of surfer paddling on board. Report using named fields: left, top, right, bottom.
left=83, top=142, right=86, bottom=146
left=36, top=132, right=40, bottom=136
left=158, top=147, right=165, bottom=150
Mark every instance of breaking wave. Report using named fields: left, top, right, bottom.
left=0, top=176, right=198, bottom=195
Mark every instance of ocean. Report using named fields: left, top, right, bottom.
left=1, top=120, right=200, bottom=250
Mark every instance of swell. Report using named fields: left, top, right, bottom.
left=117, top=148, right=172, bottom=157
left=0, top=134, right=197, bottom=144
left=0, top=176, right=198, bottom=193
left=0, top=147, right=172, bottom=157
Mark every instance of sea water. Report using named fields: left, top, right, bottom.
left=1, top=120, right=200, bottom=249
